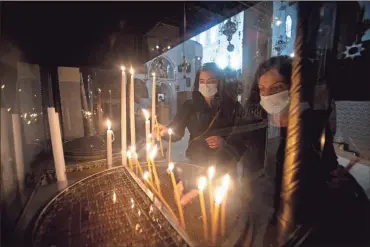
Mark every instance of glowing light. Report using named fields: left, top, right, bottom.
left=290, top=52, right=295, bottom=58
left=198, top=176, right=207, bottom=191
left=1, top=85, right=4, bottom=89
left=276, top=20, right=282, bottom=26
left=152, top=72, right=156, bottom=77
left=210, top=25, right=218, bottom=43
left=142, top=109, right=150, bottom=120
left=200, top=32, right=206, bottom=46
left=208, top=166, right=215, bottom=180
left=167, top=46, right=171, bottom=49
left=168, top=162, right=174, bottom=172
left=18, top=89, right=21, bottom=92
left=143, top=171, right=150, bottom=181
left=146, top=143, right=151, bottom=152
left=156, top=45, right=159, bottom=49
left=130, top=145, right=136, bottom=153
left=113, top=191, right=117, bottom=204
left=168, top=128, right=173, bottom=135
left=216, top=56, right=227, bottom=69
left=130, top=67, right=134, bottom=74
left=134, top=153, right=138, bottom=160
left=121, top=66, right=125, bottom=71
left=215, top=186, right=225, bottom=205
left=127, top=151, right=132, bottom=159
left=231, top=54, right=241, bottom=69
left=149, top=145, right=158, bottom=160
left=107, top=120, right=111, bottom=130
left=222, top=174, right=230, bottom=191
left=7, top=108, right=11, bottom=112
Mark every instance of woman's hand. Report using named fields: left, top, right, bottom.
left=152, top=123, right=168, bottom=139
left=176, top=180, right=199, bottom=207
left=205, top=136, right=223, bottom=149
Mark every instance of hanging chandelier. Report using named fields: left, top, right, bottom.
left=221, top=19, right=238, bottom=52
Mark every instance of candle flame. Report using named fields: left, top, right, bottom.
left=152, top=72, right=156, bottom=77
left=130, top=67, right=134, bottom=74
left=130, top=145, right=136, bottom=153
left=146, top=143, right=152, bottom=151
left=127, top=151, right=132, bottom=159
left=142, top=109, right=150, bottom=120
left=208, top=166, right=215, bottom=180
left=121, top=65, right=125, bottom=71
left=143, top=171, right=150, bottom=181
left=149, top=145, right=158, bottom=160
left=222, top=174, right=230, bottom=190
left=148, top=133, right=152, bottom=139
left=168, top=128, right=173, bottom=135
left=1, top=85, right=5, bottom=89
left=215, top=186, right=225, bottom=205
left=198, top=176, right=207, bottom=191
left=107, top=120, right=111, bottom=130
left=113, top=191, right=117, bottom=204
left=168, top=162, right=174, bottom=172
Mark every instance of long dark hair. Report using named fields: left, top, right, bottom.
left=247, top=56, right=293, bottom=105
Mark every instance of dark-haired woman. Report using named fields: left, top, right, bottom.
left=235, top=56, right=370, bottom=246
left=154, top=63, right=242, bottom=201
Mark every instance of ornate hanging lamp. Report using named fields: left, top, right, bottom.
left=221, top=19, right=237, bottom=52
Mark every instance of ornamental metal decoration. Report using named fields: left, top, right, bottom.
left=342, top=42, right=365, bottom=60
left=221, top=19, right=238, bottom=52
left=273, top=35, right=288, bottom=55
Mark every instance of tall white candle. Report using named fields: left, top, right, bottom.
left=129, top=67, right=136, bottom=147
left=47, top=108, right=67, bottom=190
left=107, top=120, right=113, bottom=168
left=12, top=113, right=25, bottom=198
left=121, top=66, right=127, bottom=166
left=151, top=73, right=156, bottom=134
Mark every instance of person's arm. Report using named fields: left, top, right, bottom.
left=161, top=100, right=192, bottom=143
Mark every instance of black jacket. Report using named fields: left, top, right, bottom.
left=166, top=91, right=242, bottom=166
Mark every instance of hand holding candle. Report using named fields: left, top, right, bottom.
left=106, top=120, right=113, bottom=168
left=168, top=162, right=185, bottom=229
left=198, top=176, right=209, bottom=242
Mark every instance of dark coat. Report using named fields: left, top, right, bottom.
left=167, top=91, right=242, bottom=166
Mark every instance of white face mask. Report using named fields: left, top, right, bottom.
left=198, top=84, right=218, bottom=98
left=260, top=90, right=290, bottom=114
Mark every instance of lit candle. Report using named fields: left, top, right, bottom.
left=168, top=128, right=173, bottom=164
left=143, top=109, right=151, bottom=160
left=208, top=166, right=215, bottom=218
left=168, top=162, right=185, bottom=229
left=150, top=145, right=161, bottom=195
left=151, top=73, right=156, bottom=135
left=212, top=186, right=225, bottom=245
left=221, top=174, right=230, bottom=236
left=121, top=66, right=127, bottom=166
left=129, top=67, right=136, bottom=148
left=113, top=191, right=117, bottom=204
left=127, top=150, right=133, bottom=170
left=198, top=176, right=209, bottom=242
left=107, top=120, right=113, bottom=168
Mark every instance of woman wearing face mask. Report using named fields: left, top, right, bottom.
left=234, top=56, right=370, bottom=246
left=155, top=63, right=242, bottom=202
